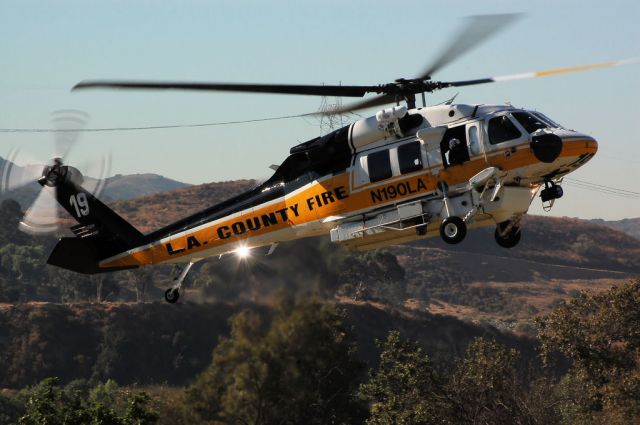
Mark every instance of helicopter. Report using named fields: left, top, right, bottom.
left=4, top=14, right=637, bottom=303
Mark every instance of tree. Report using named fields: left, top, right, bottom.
left=446, top=338, right=525, bottom=424
left=184, top=297, right=366, bottom=424
left=358, top=331, right=448, bottom=424
left=537, top=279, right=640, bottom=424
left=338, top=251, right=407, bottom=305
left=360, top=332, right=545, bottom=425
left=15, top=377, right=158, bottom=425
left=127, top=268, right=153, bottom=303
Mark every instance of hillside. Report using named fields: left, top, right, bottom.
left=111, top=179, right=256, bottom=231
left=0, top=300, right=535, bottom=389
left=101, top=173, right=190, bottom=201
left=590, top=217, right=640, bottom=240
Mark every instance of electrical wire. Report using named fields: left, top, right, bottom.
left=565, top=177, right=640, bottom=196
left=0, top=112, right=318, bottom=133
left=563, top=178, right=640, bottom=200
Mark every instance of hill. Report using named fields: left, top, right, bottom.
left=0, top=300, right=535, bottom=389
left=590, top=217, right=640, bottom=240
left=111, top=179, right=256, bottom=231
left=101, top=173, right=190, bottom=201
left=0, top=157, right=191, bottom=207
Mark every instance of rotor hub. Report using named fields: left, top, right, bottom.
left=38, top=163, right=66, bottom=187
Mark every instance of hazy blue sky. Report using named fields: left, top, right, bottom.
left=1, top=0, right=639, bottom=219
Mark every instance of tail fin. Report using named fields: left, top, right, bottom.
left=46, top=167, right=147, bottom=274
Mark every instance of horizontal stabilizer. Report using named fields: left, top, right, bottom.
left=48, top=237, right=138, bottom=274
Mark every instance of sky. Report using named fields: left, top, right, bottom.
left=1, top=0, right=639, bottom=220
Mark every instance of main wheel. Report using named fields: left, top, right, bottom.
left=494, top=222, right=521, bottom=248
left=164, top=288, right=180, bottom=304
left=439, top=216, right=467, bottom=244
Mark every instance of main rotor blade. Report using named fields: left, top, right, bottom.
left=73, top=81, right=379, bottom=98
left=331, top=94, right=397, bottom=114
left=442, top=57, right=640, bottom=89
left=419, top=13, right=522, bottom=79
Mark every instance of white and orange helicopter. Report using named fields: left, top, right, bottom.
left=3, top=15, right=637, bottom=302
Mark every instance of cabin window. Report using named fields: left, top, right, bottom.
left=512, top=112, right=548, bottom=133
left=367, top=150, right=392, bottom=182
left=398, top=141, right=423, bottom=174
left=488, top=115, right=522, bottom=144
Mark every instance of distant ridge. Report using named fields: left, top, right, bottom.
left=590, top=218, right=640, bottom=241
left=0, top=157, right=191, bottom=205
left=101, top=173, right=190, bottom=201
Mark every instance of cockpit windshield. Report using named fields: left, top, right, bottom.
left=531, top=111, right=563, bottom=129
left=512, top=111, right=548, bottom=133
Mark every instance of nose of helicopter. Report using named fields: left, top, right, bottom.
left=530, top=130, right=598, bottom=165
left=530, top=133, right=563, bottom=163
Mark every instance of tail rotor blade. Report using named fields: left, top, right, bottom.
left=51, top=110, right=90, bottom=159
left=19, top=186, right=61, bottom=235
left=1, top=148, right=45, bottom=193
left=77, top=153, right=112, bottom=197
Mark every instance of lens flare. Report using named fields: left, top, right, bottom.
left=235, top=245, right=251, bottom=259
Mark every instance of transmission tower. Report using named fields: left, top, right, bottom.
left=316, top=84, right=348, bottom=135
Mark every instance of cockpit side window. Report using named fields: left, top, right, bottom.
left=512, top=112, right=548, bottom=133
left=488, top=115, right=522, bottom=144
left=367, top=149, right=392, bottom=182
left=397, top=141, right=423, bottom=174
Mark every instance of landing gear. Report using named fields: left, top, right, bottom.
left=439, top=216, right=467, bottom=244
left=164, top=261, right=195, bottom=304
left=164, top=288, right=180, bottom=303
left=494, top=221, right=521, bottom=248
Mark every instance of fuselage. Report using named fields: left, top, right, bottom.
left=98, top=103, right=597, bottom=270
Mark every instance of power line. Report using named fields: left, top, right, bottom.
left=0, top=112, right=318, bottom=133
left=563, top=178, right=640, bottom=200
left=565, top=177, right=640, bottom=196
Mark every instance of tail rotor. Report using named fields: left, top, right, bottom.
left=0, top=110, right=111, bottom=235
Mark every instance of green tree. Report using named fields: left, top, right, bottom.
left=0, top=391, right=23, bottom=425
left=122, top=392, right=159, bottom=425
left=537, top=279, right=640, bottom=424
left=360, top=332, right=545, bottom=425
left=16, top=377, right=158, bottom=425
left=446, top=338, right=525, bottom=424
left=358, top=331, right=448, bottom=424
left=185, top=297, right=365, bottom=424
left=338, top=251, right=406, bottom=305
left=0, top=244, right=46, bottom=282
left=127, top=268, right=153, bottom=303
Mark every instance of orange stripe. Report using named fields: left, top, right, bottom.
left=100, top=139, right=596, bottom=268
left=535, top=62, right=613, bottom=77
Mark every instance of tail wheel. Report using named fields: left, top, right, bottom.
left=439, top=216, right=467, bottom=244
left=494, top=221, right=521, bottom=248
left=164, top=288, right=180, bottom=304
